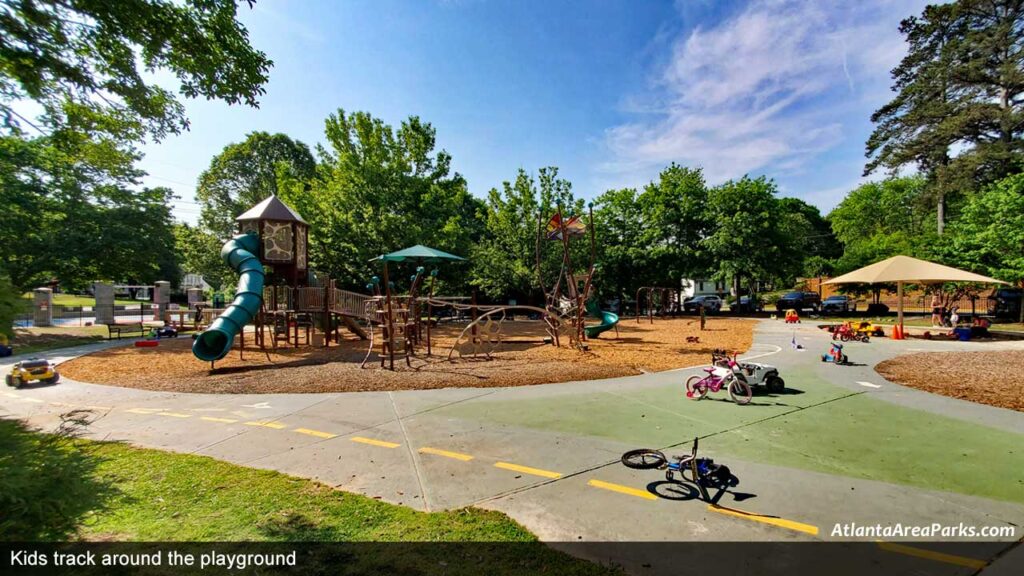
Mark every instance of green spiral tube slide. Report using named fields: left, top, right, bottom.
left=192, top=233, right=265, bottom=362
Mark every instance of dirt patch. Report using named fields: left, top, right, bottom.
left=59, top=317, right=754, bottom=394
left=876, top=351, right=1024, bottom=412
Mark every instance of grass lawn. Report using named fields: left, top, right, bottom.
left=10, top=325, right=110, bottom=355
left=19, top=292, right=139, bottom=307
left=0, top=418, right=615, bottom=575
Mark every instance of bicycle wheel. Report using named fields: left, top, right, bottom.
left=728, top=378, right=752, bottom=405
left=621, top=449, right=667, bottom=469
left=685, top=375, right=709, bottom=400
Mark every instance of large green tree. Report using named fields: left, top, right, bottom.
left=1, top=0, right=271, bottom=139
left=592, top=187, right=651, bottom=304
left=703, top=176, right=795, bottom=294
left=946, top=172, right=1024, bottom=321
left=173, top=224, right=231, bottom=291
left=279, top=110, right=482, bottom=290
left=197, top=132, right=316, bottom=238
left=638, top=164, right=712, bottom=290
left=828, top=176, right=933, bottom=274
left=866, top=0, right=1024, bottom=233
left=470, top=167, right=581, bottom=302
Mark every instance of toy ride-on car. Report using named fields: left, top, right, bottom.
left=821, top=342, right=849, bottom=365
left=6, top=359, right=60, bottom=388
left=712, top=349, right=785, bottom=393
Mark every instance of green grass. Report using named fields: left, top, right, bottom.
left=19, top=292, right=139, bottom=307
left=11, top=325, right=110, bottom=355
left=0, top=418, right=615, bottom=575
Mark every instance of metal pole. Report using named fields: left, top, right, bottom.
left=383, top=261, right=394, bottom=370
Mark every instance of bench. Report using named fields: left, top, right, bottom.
left=106, top=322, right=147, bottom=340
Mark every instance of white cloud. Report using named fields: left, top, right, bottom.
left=600, top=0, right=928, bottom=188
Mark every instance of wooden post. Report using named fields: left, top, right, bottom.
left=426, top=273, right=436, bottom=356
left=382, top=261, right=395, bottom=370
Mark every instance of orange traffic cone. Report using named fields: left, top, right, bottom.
left=892, top=324, right=904, bottom=340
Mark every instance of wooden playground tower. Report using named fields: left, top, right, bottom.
left=208, top=196, right=371, bottom=360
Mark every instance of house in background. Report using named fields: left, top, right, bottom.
left=681, top=278, right=728, bottom=299
left=182, top=273, right=212, bottom=293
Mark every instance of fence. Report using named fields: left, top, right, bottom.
left=15, top=304, right=162, bottom=328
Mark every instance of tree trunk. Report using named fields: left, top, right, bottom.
left=936, top=190, right=945, bottom=236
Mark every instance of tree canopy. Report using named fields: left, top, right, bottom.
left=866, top=0, right=1024, bottom=233
left=197, top=132, right=316, bottom=238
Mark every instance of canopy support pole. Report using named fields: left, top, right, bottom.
left=897, top=280, right=904, bottom=334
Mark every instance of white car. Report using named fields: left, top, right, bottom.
left=684, top=295, right=722, bottom=312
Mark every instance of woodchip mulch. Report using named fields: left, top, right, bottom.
left=58, top=317, right=755, bottom=394
left=875, top=351, right=1024, bottom=412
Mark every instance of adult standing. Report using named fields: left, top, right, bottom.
left=930, top=292, right=943, bottom=326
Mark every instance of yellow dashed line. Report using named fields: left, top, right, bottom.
left=4, top=392, right=20, bottom=398
left=125, top=408, right=162, bottom=414
left=876, top=542, right=987, bottom=569
left=588, top=479, right=657, bottom=500
left=22, top=397, right=44, bottom=403
left=201, top=416, right=238, bottom=424
left=494, top=462, right=562, bottom=479
left=707, top=504, right=819, bottom=536
left=419, top=447, right=474, bottom=461
left=245, top=420, right=287, bottom=429
left=157, top=412, right=191, bottom=418
left=294, top=427, right=336, bottom=439
left=351, top=436, right=400, bottom=448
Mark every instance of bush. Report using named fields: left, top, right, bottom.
left=0, top=271, right=19, bottom=340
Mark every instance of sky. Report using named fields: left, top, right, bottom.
left=138, top=0, right=932, bottom=224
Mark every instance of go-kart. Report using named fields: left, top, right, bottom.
left=831, top=322, right=869, bottom=343
left=712, top=349, right=785, bottom=393
left=6, top=359, right=60, bottom=388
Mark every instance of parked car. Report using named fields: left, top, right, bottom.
left=731, top=295, right=763, bottom=313
left=775, top=291, right=821, bottom=312
left=683, top=295, right=722, bottom=313
left=821, top=295, right=857, bottom=313
left=988, top=288, right=1022, bottom=319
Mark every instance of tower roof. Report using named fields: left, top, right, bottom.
left=236, top=195, right=307, bottom=224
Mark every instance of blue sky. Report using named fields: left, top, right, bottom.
left=140, top=0, right=931, bottom=224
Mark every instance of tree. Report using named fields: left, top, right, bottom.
left=592, top=188, right=651, bottom=304
left=946, top=172, right=1024, bottom=321
left=866, top=0, right=1024, bottom=233
left=637, top=164, right=711, bottom=290
left=703, top=176, right=794, bottom=294
left=470, top=167, right=581, bottom=302
left=828, top=176, right=934, bottom=274
left=280, top=110, right=482, bottom=290
left=1, top=0, right=271, bottom=140
left=174, top=224, right=231, bottom=290
left=196, top=132, right=316, bottom=238
left=776, top=197, right=842, bottom=276
left=0, top=134, right=180, bottom=290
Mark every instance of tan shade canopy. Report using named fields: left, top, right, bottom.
left=824, top=255, right=1007, bottom=286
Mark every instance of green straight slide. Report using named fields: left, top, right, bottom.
left=584, top=299, right=619, bottom=339
left=192, top=233, right=264, bottom=362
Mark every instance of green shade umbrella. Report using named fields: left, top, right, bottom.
left=371, top=245, right=465, bottom=263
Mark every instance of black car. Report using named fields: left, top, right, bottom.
left=988, top=288, right=1022, bottom=319
left=776, top=291, right=821, bottom=312
left=821, top=295, right=856, bottom=313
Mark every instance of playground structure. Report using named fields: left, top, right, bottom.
left=191, top=196, right=620, bottom=369
left=635, top=286, right=681, bottom=323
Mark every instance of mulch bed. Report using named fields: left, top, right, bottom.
left=59, top=317, right=755, bottom=394
left=875, top=351, right=1024, bottom=412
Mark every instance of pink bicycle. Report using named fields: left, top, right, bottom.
left=685, top=352, right=752, bottom=405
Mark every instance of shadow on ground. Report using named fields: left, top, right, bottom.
left=0, top=412, right=117, bottom=541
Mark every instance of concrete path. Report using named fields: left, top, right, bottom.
left=2, top=322, right=1023, bottom=575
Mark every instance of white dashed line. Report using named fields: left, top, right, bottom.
left=857, top=381, right=882, bottom=389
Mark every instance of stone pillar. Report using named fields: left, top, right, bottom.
left=33, top=288, right=53, bottom=327
left=154, top=281, right=171, bottom=323
left=186, top=287, right=204, bottom=306
left=94, top=282, right=114, bottom=325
